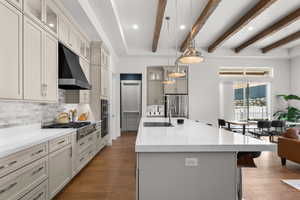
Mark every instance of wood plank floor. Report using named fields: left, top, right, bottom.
left=54, top=133, right=300, bottom=200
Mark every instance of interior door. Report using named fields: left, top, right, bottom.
left=121, top=80, right=142, bottom=131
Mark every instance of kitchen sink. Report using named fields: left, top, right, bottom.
left=143, top=122, right=174, bottom=127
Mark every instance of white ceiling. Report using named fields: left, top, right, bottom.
left=65, top=0, right=300, bottom=56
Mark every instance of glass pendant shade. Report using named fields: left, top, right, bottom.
left=162, top=76, right=175, bottom=85
left=168, top=61, right=186, bottom=78
left=178, top=40, right=204, bottom=64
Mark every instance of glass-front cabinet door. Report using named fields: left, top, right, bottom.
left=45, top=2, right=58, bottom=35
left=24, top=0, right=43, bottom=22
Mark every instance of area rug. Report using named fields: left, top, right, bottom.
left=282, top=179, right=300, bottom=190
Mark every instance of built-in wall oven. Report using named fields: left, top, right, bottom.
left=101, top=99, right=109, bottom=138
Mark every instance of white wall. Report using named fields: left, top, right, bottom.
left=290, top=56, right=300, bottom=108
left=116, top=56, right=291, bottom=126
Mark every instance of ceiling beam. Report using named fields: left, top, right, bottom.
left=261, top=30, right=300, bottom=53
left=152, top=0, right=167, bottom=52
left=235, top=7, right=300, bottom=53
left=180, top=0, right=221, bottom=52
left=207, top=0, right=277, bottom=53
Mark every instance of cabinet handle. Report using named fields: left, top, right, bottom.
left=8, top=160, right=17, bottom=166
left=32, top=166, right=44, bottom=176
left=80, top=157, right=84, bottom=162
left=57, top=140, right=65, bottom=145
left=31, top=149, right=44, bottom=156
left=79, top=142, right=85, bottom=146
left=32, top=192, right=44, bottom=200
left=0, top=166, right=4, bottom=170
left=0, top=182, right=17, bottom=194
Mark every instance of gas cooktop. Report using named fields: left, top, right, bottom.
left=42, top=122, right=91, bottom=129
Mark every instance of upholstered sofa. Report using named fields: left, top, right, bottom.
left=278, top=136, right=300, bottom=166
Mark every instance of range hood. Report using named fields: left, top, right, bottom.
left=58, top=43, right=91, bottom=90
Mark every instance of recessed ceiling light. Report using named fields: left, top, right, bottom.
left=132, top=24, right=139, bottom=30
left=248, top=26, right=254, bottom=31
left=49, top=23, right=54, bottom=28
left=179, top=25, right=186, bottom=30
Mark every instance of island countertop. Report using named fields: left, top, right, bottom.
left=135, top=118, right=277, bottom=153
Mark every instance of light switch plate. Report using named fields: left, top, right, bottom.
left=185, top=158, right=198, bottom=167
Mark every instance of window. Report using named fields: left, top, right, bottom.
left=233, top=82, right=269, bottom=121
left=219, top=67, right=273, bottom=78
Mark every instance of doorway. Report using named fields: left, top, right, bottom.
left=120, top=74, right=142, bottom=132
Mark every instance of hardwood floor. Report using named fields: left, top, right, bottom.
left=54, top=133, right=300, bottom=200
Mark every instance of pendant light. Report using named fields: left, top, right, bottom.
left=168, top=0, right=186, bottom=78
left=162, top=16, right=175, bottom=85
left=178, top=0, right=204, bottom=64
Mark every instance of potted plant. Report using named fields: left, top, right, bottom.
left=273, top=94, right=300, bottom=122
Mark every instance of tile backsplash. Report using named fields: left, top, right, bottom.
left=0, top=90, right=84, bottom=128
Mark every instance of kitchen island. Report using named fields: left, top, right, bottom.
left=135, top=118, right=276, bottom=200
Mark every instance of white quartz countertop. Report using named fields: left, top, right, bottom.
left=0, top=124, right=76, bottom=158
left=135, top=118, right=277, bottom=152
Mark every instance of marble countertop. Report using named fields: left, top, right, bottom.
left=0, top=124, right=76, bottom=159
left=135, top=118, right=277, bottom=153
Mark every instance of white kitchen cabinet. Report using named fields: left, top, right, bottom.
left=24, top=17, right=44, bottom=101
left=0, top=1, right=23, bottom=100
left=43, top=32, right=58, bottom=102
left=45, top=0, right=58, bottom=36
left=19, top=180, right=48, bottom=200
left=6, top=0, right=22, bottom=10
left=101, top=48, right=109, bottom=67
left=80, top=58, right=90, bottom=104
left=24, top=0, right=44, bottom=24
left=0, top=157, right=48, bottom=200
left=24, top=16, right=58, bottom=102
left=101, top=67, right=109, bottom=98
left=48, top=144, right=72, bottom=199
left=58, top=16, right=70, bottom=45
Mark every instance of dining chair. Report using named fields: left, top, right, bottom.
left=270, top=120, right=286, bottom=142
left=248, top=120, right=272, bottom=141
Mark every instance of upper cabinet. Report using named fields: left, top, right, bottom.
left=24, top=0, right=43, bottom=23
left=101, top=48, right=110, bottom=68
left=24, top=16, right=58, bottom=102
left=58, top=14, right=90, bottom=62
left=45, top=1, right=58, bottom=35
left=0, top=1, right=23, bottom=100
left=24, top=0, right=58, bottom=36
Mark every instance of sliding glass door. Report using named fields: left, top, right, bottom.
left=233, top=82, right=269, bottom=121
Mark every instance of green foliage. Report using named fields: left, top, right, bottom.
left=274, top=94, right=300, bottom=122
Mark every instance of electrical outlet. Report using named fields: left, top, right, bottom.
left=185, top=158, right=198, bottom=167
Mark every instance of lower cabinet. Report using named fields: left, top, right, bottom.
left=48, top=145, right=72, bottom=199
left=19, top=180, right=48, bottom=200
left=0, top=157, right=48, bottom=200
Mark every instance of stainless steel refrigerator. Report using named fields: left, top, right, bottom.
left=165, top=95, right=189, bottom=118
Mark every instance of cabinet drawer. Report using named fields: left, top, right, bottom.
left=77, top=145, right=94, bottom=171
left=0, top=143, right=48, bottom=178
left=0, top=157, right=48, bottom=200
left=49, top=135, right=70, bottom=153
left=19, top=180, right=48, bottom=200
left=77, top=134, right=93, bottom=154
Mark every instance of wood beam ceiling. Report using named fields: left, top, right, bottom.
left=207, top=0, right=277, bottom=53
left=235, top=7, right=300, bottom=53
left=261, top=30, right=300, bottom=53
left=180, top=0, right=221, bottom=52
left=152, top=0, right=167, bottom=52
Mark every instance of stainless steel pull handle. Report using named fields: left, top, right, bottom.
left=32, top=192, right=44, bottom=200
left=32, top=166, right=44, bottom=176
left=0, top=166, right=4, bottom=170
left=31, top=149, right=43, bottom=156
left=57, top=140, right=65, bottom=145
left=8, top=160, right=17, bottom=166
left=0, top=182, right=17, bottom=194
